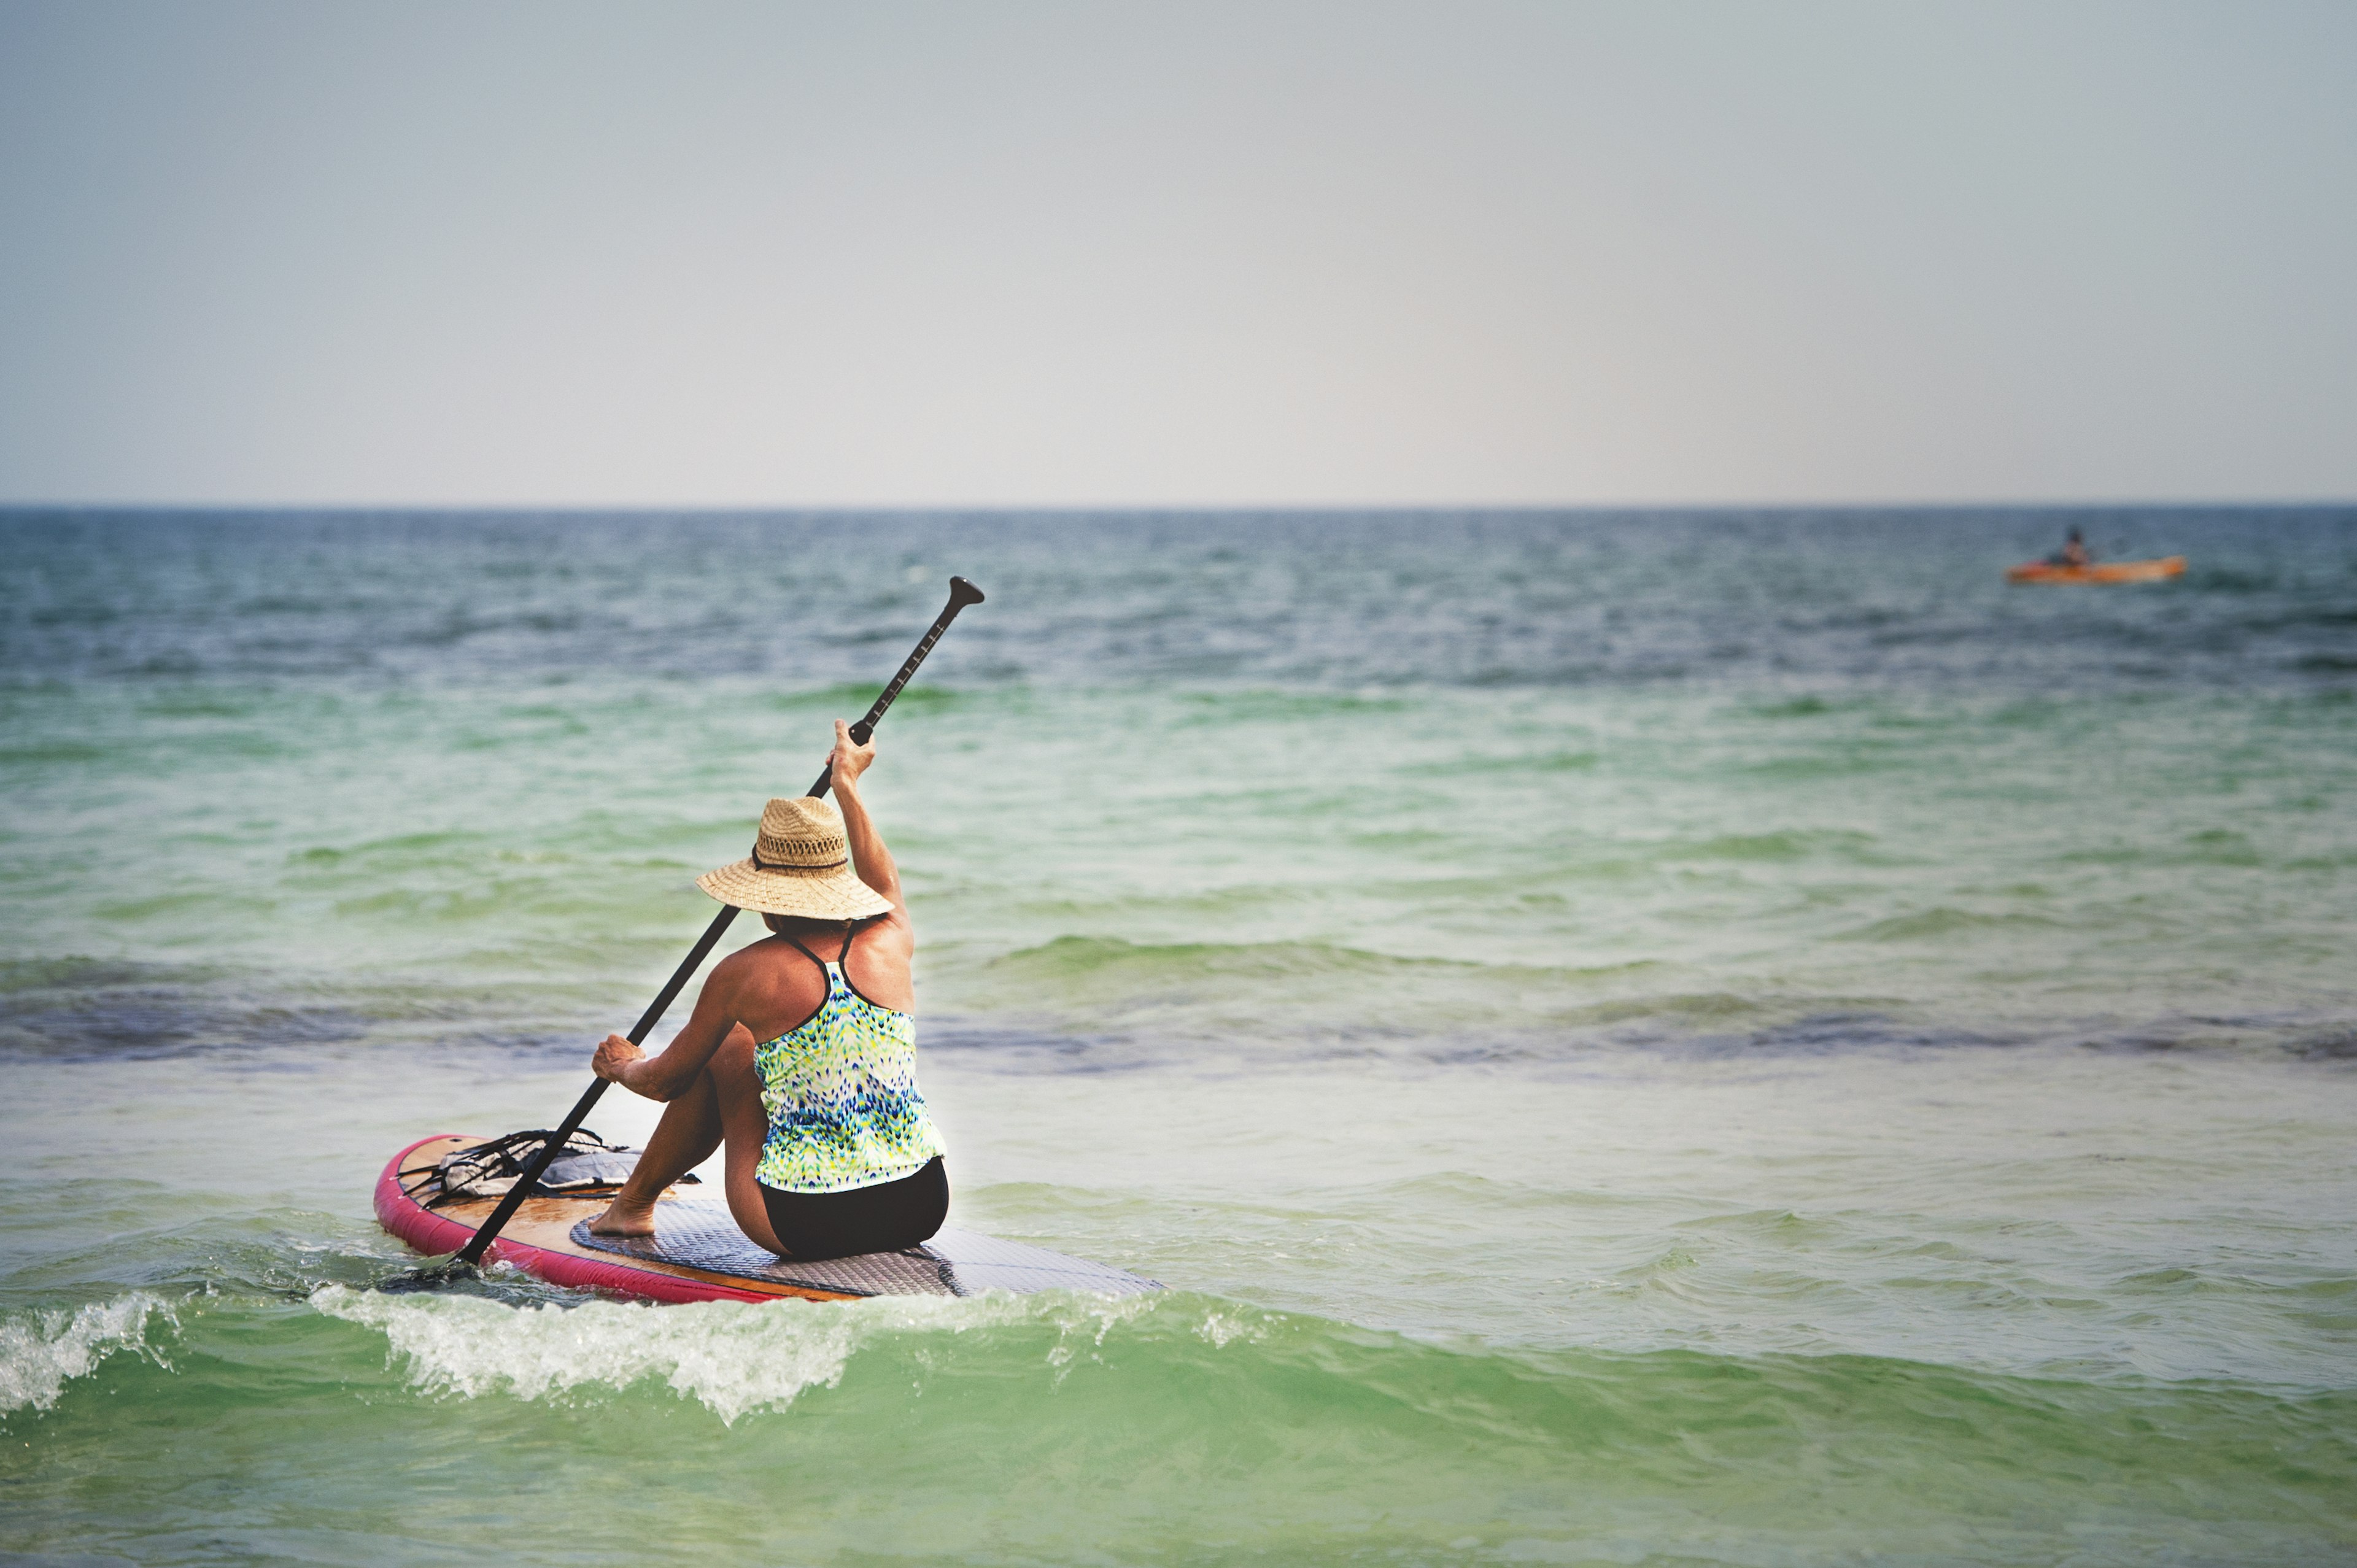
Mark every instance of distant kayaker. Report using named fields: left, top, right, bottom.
left=585, top=720, right=949, bottom=1260
left=2048, top=528, right=2092, bottom=568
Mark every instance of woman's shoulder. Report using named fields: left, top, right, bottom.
left=860, top=909, right=916, bottom=955
left=713, top=933, right=815, bottom=986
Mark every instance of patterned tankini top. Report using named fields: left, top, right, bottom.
left=753, top=932, right=947, bottom=1194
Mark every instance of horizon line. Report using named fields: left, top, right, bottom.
left=3, top=497, right=2353, bottom=517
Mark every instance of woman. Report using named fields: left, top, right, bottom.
left=586, top=720, right=949, bottom=1260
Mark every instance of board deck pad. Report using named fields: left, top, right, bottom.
left=569, top=1199, right=1161, bottom=1298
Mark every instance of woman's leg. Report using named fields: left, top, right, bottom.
left=585, top=1025, right=740, bottom=1236
left=709, top=1024, right=791, bottom=1254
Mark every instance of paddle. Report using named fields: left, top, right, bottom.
left=385, top=576, right=985, bottom=1288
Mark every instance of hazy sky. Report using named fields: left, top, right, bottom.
left=2, top=1, right=2351, bottom=506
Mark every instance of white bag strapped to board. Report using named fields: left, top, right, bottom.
left=413, top=1127, right=700, bottom=1208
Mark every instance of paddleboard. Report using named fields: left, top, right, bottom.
left=376, top=1134, right=1161, bottom=1303
left=2005, top=555, right=2186, bottom=584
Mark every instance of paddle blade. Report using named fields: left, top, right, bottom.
left=374, top=1254, right=482, bottom=1292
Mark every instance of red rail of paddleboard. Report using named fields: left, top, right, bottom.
left=373, top=1135, right=777, bottom=1304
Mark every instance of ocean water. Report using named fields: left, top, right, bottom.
left=3, top=506, right=2354, bottom=1566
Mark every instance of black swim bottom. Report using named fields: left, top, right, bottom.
left=760, top=1157, right=949, bottom=1261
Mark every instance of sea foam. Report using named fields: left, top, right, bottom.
left=0, top=1292, right=178, bottom=1415
left=311, top=1283, right=1169, bottom=1425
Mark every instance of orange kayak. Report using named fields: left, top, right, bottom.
left=2006, top=555, right=2185, bottom=584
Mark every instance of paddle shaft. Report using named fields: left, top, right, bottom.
left=451, top=577, right=984, bottom=1269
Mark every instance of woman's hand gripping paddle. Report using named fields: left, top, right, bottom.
left=382, top=576, right=985, bottom=1290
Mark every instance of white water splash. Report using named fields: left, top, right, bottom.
left=0, top=1292, right=179, bottom=1415
left=312, top=1284, right=1171, bottom=1425
left=1193, top=1308, right=1269, bottom=1349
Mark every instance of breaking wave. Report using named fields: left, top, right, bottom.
left=0, top=1292, right=178, bottom=1415
left=311, top=1283, right=1190, bottom=1425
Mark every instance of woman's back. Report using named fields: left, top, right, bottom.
left=720, top=916, right=915, bottom=1045
left=741, top=916, right=940, bottom=1195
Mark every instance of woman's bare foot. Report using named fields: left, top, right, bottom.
left=587, top=1197, right=659, bottom=1237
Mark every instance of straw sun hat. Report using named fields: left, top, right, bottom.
left=696, top=796, right=893, bottom=921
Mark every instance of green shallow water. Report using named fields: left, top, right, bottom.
left=4, top=508, right=2356, bottom=1564
left=12, top=1288, right=2353, bottom=1566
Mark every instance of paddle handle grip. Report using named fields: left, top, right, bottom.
left=808, top=577, right=985, bottom=798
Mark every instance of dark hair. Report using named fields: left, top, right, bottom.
left=762, top=911, right=887, bottom=937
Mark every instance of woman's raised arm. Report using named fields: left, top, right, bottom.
left=826, top=719, right=907, bottom=919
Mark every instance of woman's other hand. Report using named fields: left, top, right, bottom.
left=592, top=1033, right=645, bottom=1088
left=829, top=719, right=877, bottom=792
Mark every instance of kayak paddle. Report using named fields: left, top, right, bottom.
left=383, top=575, right=985, bottom=1289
